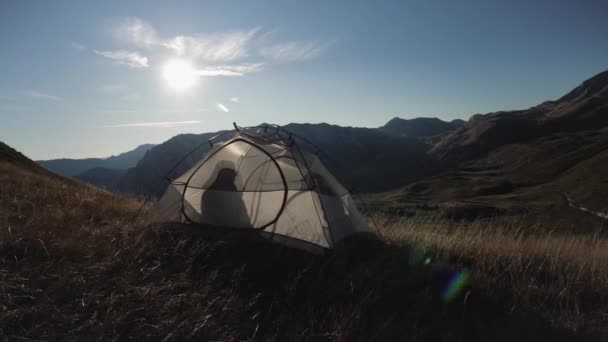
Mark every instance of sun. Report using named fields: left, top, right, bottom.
left=162, top=59, right=198, bottom=91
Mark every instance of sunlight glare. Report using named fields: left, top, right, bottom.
left=162, top=59, right=198, bottom=91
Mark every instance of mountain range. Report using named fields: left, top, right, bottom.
left=37, top=143, right=155, bottom=177
left=370, top=70, right=608, bottom=227
left=34, top=70, right=608, bottom=226
left=66, top=117, right=463, bottom=196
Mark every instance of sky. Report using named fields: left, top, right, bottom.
left=1, top=0, right=607, bottom=160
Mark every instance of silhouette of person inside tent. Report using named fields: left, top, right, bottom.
left=200, top=161, right=250, bottom=228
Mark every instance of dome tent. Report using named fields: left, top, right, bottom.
left=153, top=123, right=371, bottom=253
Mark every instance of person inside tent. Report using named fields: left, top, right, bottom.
left=200, top=161, right=250, bottom=228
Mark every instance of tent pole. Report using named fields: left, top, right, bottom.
left=291, top=139, right=337, bottom=247
left=353, top=190, right=381, bottom=234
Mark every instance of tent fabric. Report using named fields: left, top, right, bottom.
left=153, top=128, right=370, bottom=252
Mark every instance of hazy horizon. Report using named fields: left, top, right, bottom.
left=1, top=0, right=607, bottom=159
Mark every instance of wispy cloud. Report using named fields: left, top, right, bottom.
left=163, top=28, right=260, bottom=61
left=230, top=97, right=240, bottom=103
left=116, top=17, right=159, bottom=48
left=94, top=50, right=149, bottom=68
left=112, top=17, right=333, bottom=66
left=195, top=63, right=263, bottom=77
left=260, top=40, right=334, bottom=62
left=216, top=103, right=229, bottom=113
left=104, top=120, right=201, bottom=128
left=26, top=90, right=62, bottom=101
left=116, top=17, right=260, bottom=62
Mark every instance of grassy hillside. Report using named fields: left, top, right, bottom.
left=1, top=144, right=607, bottom=340
left=1, top=141, right=54, bottom=175
left=370, top=126, right=608, bottom=228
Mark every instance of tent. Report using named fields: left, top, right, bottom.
left=153, top=124, right=371, bottom=253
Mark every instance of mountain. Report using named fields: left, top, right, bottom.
left=431, top=70, right=608, bottom=164
left=283, top=123, right=436, bottom=192
left=75, top=167, right=127, bottom=191
left=117, top=132, right=225, bottom=196
left=73, top=118, right=459, bottom=197
left=379, top=117, right=465, bottom=139
left=370, top=70, right=608, bottom=226
left=106, top=124, right=437, bottom=197
left=50, top=69, right=608, bottom=226
left=38, top=143, right=155, bottom=177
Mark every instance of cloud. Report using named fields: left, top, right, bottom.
left=230, top=97, right=240, bottom=103
left=195, top=63, right=263, bottom=77
left=26, top=90, right=62, bottom=101
left=105, top=17, right=334, bottom=77
left=116, top=17, right=159, bottom=47
left=104, top=120, right=201, bottom=128
left=163, top=28, right=260, bottom=61
left=260, top=40, right=334, bottom=62
left=216, top=103, right=229, bottom=113
left=116, top=17, right=259, bottom=62
left=94, top=50, right=149, bottom=68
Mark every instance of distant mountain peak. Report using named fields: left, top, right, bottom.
left=106, top=143, right=155, bottom=159
left=380, top=117, right=465, bottom=138
left=38, top=143, right=156, bottom=177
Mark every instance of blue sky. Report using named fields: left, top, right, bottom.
left=1, top=0, right=607, bottom=159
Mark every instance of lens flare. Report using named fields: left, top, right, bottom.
left=441, top=269, right=469, bottom=302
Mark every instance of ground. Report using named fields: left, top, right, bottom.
left=1, top=160, right=607, bottom=340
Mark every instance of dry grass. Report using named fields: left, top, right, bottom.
left=373, top=215, right=608, bottom=336
left=1, top=160, right=606, bottom=340
left=0, top=162, right=142, bottom=258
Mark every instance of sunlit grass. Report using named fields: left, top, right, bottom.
left=371, top=214, right=608, bottom=333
